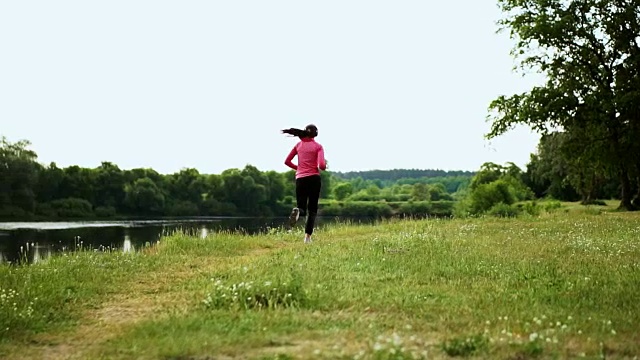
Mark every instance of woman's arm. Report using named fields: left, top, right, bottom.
left=317, top=146, right=327, bottom=171
left=284, top=147, right=298, bottom=170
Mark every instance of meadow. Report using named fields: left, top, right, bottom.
left=1, top=204, right=639, bottom=359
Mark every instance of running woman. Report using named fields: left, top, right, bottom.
left=282, top=124, right=327, bottom=243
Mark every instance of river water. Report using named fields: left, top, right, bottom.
left=0, top=216, right=367, bottom=265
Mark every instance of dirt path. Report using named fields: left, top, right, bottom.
left=4, top=247, right=276, bottom=360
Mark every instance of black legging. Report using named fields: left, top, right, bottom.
left=295, top=175, right=322, bottom=235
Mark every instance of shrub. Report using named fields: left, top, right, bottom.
left=429, top=201, right=455, bottom=217
left=319, top=201, right=392, bottom=217
left=521, top=201, right=541, bottom=216
left=94, top=206, right=116, bottom=217
left=166, top=201, right=200, bottom=216
left=469, top=179, right=516, bottom=214
left=488, top=202, right=520, bottom=217
left=542, top=200, right=563, bottom=212
left=49, top=198, right=94, bottom=218
left=396, top=201, right=431, bottom=216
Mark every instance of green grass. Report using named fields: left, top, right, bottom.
left=1, top=209, right=639, bottom=359
left=0, top=248, right=143, bottom=337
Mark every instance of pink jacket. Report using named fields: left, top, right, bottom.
left=284, top=138, right=326, bottom=178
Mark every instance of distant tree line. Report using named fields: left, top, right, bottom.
left=0, top=136, right=468, bottom=220
left=4, top=128, right=634, bottom=221
left=332, top=169, right=475, bottom=181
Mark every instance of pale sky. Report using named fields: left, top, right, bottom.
left=1, top=1, right=544, bottom=175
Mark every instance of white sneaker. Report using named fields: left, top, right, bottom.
left=289, top=208, right=300, bottom=228
left=304, top=236, right=312, bottom=244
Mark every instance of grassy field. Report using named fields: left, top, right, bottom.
left=1, top=204, right=639, bottom=359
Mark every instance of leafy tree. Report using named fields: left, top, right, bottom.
left=219, top=169, right=244, bottom=205
left=58, top=166, right=97, bottom=204
left=524, top=134, right=581, bottom=201
left=366, top=184, right=381, bottom=196
left=464, top=162, right=534, bottom=214
left=411, top=183, right=430, bottom=201
left=264, top=171, right=286, bottom=204
left=49, top=198, right=94, bottom=218
left=241, top=165, right=268, bottom=185
left=124, top=168, right=165, bottom=186
left=35, top=162, right=65, bottom=203
left=470, top=162, right=506, bottom=191
left=167, top=200, right=200, bottom=216
left=281, top=169, right=297, bottom=200
left=0, top=137, right=39, bottom=214
left=239, top=176, right=267, bottom=214
left=94, top=162, right=125, bottom=209
left=319, top=171, right=333, bottom=199
left=333, top=182, right=354, bottom=201
left=219, top=169, right=267, bottom=214
left=166, top=168, right=206, bottom=206
left=124, top=177, right=165, bottom=215
left=205, top=174, right=224, bottom=197
left=487, top=0, right=640, bottom=210
left=349, top=177, right=370, bottom=192
left=428, top=183, right=452, bottom=201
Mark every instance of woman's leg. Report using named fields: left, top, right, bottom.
left=304, top=175, right=322, bottom=236
left=295, top=177, right=310, bottom=216
left=290, top=177, right=309, bottom=228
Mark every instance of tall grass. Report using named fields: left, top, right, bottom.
left=0, top=249, right=141, bottom=338
left=1, top=210, right=639, bottom=359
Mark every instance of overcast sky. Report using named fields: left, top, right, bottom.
left=1, top=1, right=544, bottom=175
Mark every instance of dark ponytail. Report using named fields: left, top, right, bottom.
left=281, top=124, right=318, bottom=138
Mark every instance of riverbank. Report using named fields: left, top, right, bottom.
left=1, top=210, right=639, bottom=359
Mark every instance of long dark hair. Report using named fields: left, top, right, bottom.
left=281, top=124, right=318, bottom=139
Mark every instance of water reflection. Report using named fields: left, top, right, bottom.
left=0, top=216, right=377, bottom=265
left=0, top=217, right=286, bottom=265
left=33, top=246, right=41, bottom=263
left=123, top=234, right=134, bottom=253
